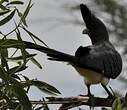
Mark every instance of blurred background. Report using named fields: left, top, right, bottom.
left=16, top=0, right=127, bottom=109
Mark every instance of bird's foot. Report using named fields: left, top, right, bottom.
left=107, top=94, right=115, bottom=100
left=78, top=94, right=95, bottom=110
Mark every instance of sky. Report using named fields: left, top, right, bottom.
left=3, top=0, right=127, bottom=109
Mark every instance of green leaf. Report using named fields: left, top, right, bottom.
left=0, top=4, right=7, bottom=10
left=0, top=9, right=15, bottom=26
left=0, top=0, right=9, bottom=4
left=7, top=54, right=37, bottom=62
left=6, top=1, right=24, bottom=5
left=30, top=55, right=42, bottom=69
left=16, top=8, right=23, bottom=17
left=35, top=106, right=43, bottom=110
left=112, top=97, right=123, bottom=110
left=21, top=0, right=33, bottom=27
left=101, top=107, right=108, bottom=110
left=8, top=65, right=27, bottom=74
left=22, top=75, right=29, bottom=81
left=0, top=48, right=9, bottom=70
left=0, top=66, right=32, bottom=110
left=26, top=51, right=42, bottom=69
left=22, top=26, right=48, bottom=47
left=15, top=104, right=23, bottom=110
left=43, top=98, right=50, bottom=110
left=0, top=39, right=22, bottom=48
left=11, top=84, right=32, bottom=110
left=0, top=9, right=10, bottom=16
left=0, top=48, right=8, bottom=57
left=15, top=27, right=27, bottom=63
left=1, top=55, right=9, bottom=70
left=0, top=90, right=10, bottom=101
left=31, top=80, right=61, bottom=95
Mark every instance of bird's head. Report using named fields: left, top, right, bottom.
left=80, top=4, right=109, bottom=45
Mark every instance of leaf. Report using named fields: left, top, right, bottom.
left=16, top=8, right=23, bottom=18
left=0, top=48, right=9, bottom=70
left=0, top=48, right=8, bottom=57
left=30, top=55, right=42, bottom=69
left=26, top=51, right=42, bottom=69
left=0, top=4, right=8, bottom=10
left=0, top=0, right=9, bottom=4
left=22, top=75, right=29, bottom=81
left=0, top=66, right=32, bottom=110
left=101, top=107, right=108, bottom=110
left=15, top=27, right=27, bottom=63
left=8, top=65, right=27, bottom=74
left=31, top=80, right=61, bottom=95
left=0, top=90, right=10, bottom=101
left=11, top=84, right=32, bottom=110
left=21, top=0, right=33, bottom=26
left=0, top=39, right=23, bottom=48
left=0, top=9, right=10, bottom=16
left=43, top=98, right=49, bottom=110
left=0, top=9, right=15, bottom=26
left=7, top=54, right=37, bottom=62
left=35, top=106, right=43, bottom=110
left=15, top=104, right=23, bottom=110
left=112, top=97, right=123, bottom=110
left=22, top=26, right=48, bottom=47
left=0, top=39, right=42, bottom=68
left=6, top=1, right=24, bottom=6
left=1, top=55, right=9, bottom=70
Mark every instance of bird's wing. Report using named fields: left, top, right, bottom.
left=75, top=45, right=122, bottom=79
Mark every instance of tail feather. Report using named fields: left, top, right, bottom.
left=23, top=41, right=76, bottom=63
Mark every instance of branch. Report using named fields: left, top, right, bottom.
left=48, top=96, right=116, bottom=110
left=30, top=96, right=115, bottom=110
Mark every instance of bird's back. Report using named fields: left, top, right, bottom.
left=75, top=41, right=122, bottom=79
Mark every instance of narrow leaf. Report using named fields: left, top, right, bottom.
left=0, top=9, right=10, bottom=16
left=22, top=26, right=48, bottom=47
left=7, top=1, right=24, bottom=5
left=0, top=4, right=8, bottom=10
left=0, top=67, right=32, bottom=110
left=32, top=80, right=61, bottom=95
left=12, top=84, right=32, bottom=110
left=7, top=54, right=37, bottom=62
left=0, top=39, right=23, bottom=48
left=0, top=9, right=15, bottom=26
left=21, top=0, right=33, bottom=26
left=112, top=97, right=123, bottom=110
left=8, top=65, right=27, bottom=74
left=26, top=51, right=42, bottom=69
left=15, top=28, right=27, bottom=63
left=35, top=106, right=43, bottom=110
left=43, top=98, right=50, bottom=110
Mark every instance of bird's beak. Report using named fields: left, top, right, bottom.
left=82, top=28, right=89, bottom=34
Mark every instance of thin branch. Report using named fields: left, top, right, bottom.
left=28, top=95, right=127, bottom=110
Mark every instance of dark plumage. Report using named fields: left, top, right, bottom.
left=22, top=4, right=123, bottom=97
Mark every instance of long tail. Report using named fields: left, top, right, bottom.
left=23, top=41, right=77, bottom=64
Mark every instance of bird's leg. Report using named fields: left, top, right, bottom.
left=79, top=84, right=92, bottom=97
left=87, top=84, right=92, bottom=96
left=87, top=84, right=94, bottom=110
left=79, top=84, right=94, bottom=109
left=101, top=84, right=114, bottom=99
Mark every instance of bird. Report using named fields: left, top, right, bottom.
left=22, top=4, right=122, bottom=98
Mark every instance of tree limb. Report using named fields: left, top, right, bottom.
left=30, top=96, right=115, bottom=109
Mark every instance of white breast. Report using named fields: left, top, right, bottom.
left=74, top=67, right=109, bottom=85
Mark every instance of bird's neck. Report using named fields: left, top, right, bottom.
left=91, top=36, right=109, bottom=45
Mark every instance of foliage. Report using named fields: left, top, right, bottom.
left=0, top=0, right=126, bottom=109
left=0, top=0, right=60, bottom=110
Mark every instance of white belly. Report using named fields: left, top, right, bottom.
left=75, top=67, right=109, bottom=85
